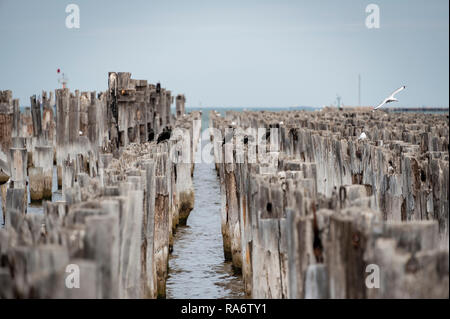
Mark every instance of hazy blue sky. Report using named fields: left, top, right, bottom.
left=0, top=0, right=448, bottom=108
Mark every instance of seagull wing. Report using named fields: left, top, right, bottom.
left=390, top=86, right=406, bottom=98
left=374, top=98, right=388, bottom=110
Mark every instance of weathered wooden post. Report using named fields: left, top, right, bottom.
left=12, top=99, right=20, bottom=138
left=172, top=127, right=194, bottom=225
left=154, top=149, right=170, bottom=298
left=9, top=138, right=28, bottom=201
left=41, top=91, right=55, bottom=142
left=119, top=189, right=144, bottom=298
left=31, top=145, right=53, bottom=200
left=176, top=94, right=186, bottom=118
left=0, top=91, right=14, bottom=220
left=141, top=160, right=157, bottom=298
left=166, top=91, right=173, bottom=126
left=62, top=157, right=75, bottom=201
left=29, top=167, right=44, bottom=202
left=30, top=95, right=43, bottom=140
left=225, top=138, right=243, bottom=270
left=80, top=92, right=90, bottom=137
left=159, top=88, right=168, bottom=129
left=365, top=239, right=448, bottom=298
left=56, top=88, right=70, bottom=189
left=1, top=182, right=7, bottom=224
left=135, top=80, right=148, bottom=144
left=5, top=188, right=26, bottom=221
left=325, top=207, right=382, bottom=299
left=115, top=72, right=135, bottom=148
left=0, top=90, right=13, bottom=154
left=68, top=91, right=81, bottom=160
left=84, top=204, right=119, bottom=299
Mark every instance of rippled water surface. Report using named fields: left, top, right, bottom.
left=166, top=159, right=245, bottom=299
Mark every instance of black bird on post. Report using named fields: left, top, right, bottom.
left=157, top=126, right=172, bottom=144
left=290, top=128, right=298, bottom=141
left=243, top=134, right=255, bottom=145
left=222, top=133, right=233, bottom=146
left=260, top=129, right=270, bottom=142
left=148, top=128, right=155, bottom=142
left=311, top=202, right=324, bottom=263
left=269, top=123, right=280, bottom=129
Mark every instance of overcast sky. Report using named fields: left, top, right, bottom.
left=0, top=0, right=448, bottom=108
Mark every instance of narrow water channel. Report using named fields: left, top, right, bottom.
left=1, top=116, right=246, bottom=299
left=166, top=153, right=245, bottom=299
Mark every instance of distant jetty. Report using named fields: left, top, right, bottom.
left=387, top=107, right=449, bottom=113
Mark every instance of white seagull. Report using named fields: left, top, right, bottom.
left=358, top=132, right=368, bottom=141
left=373, top=86, right=406, bottom=110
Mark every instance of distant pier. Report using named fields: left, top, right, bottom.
left=387, top=107, right=449, bottom=113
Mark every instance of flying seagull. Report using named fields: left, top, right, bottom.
left=374, top=86, right=406, bottom=110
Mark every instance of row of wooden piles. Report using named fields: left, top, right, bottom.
left=0, top=73, right=201, bottom=298
left=0, top=72, right=187, bottom=205
left=210, top=108, right=449, bottom=298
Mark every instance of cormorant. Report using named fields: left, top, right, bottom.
left=312, top=203, right=323, bottom=263
left=261, top=130, right=270, bottom=142
left=269, top=123, right=280, bottom=129
left=157, top=126, right=172, bottom=144
left=148, top=128, right=155, bottom=142
left=243, top=135, right=256, bottom=145
left=290, top=128, right=298, bottom=141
